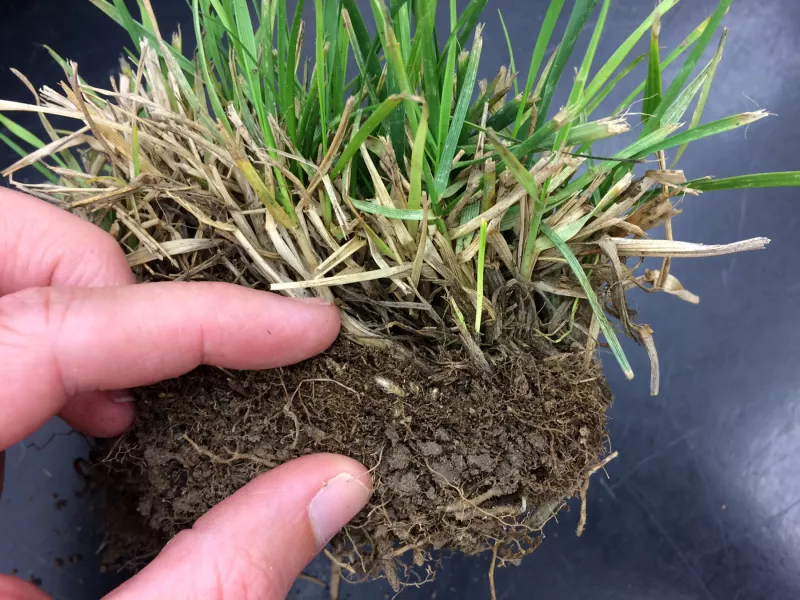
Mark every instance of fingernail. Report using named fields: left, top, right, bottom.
left=290, top=295, right=334, bottom=306
left=110, top=390, right=137, bottom=404
left=308, top=472, right=371, bottom=547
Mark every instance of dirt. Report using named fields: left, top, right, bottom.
left=96, top=337, right=611, bottom=587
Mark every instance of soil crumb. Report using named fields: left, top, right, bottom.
left=97, top=338, right=611, bottom=587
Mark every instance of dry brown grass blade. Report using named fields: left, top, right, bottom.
left=126, top=239, right=218, bottom=267
left=270, top=264, right=413, bottom=291
left=1, top=125, right=90, bottom=177
left=611, top=237, right=770, bottom=257
left=308, top=97, right=356, bottom=193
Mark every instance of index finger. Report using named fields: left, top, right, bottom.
left=0, top=283, right=340, bottom=449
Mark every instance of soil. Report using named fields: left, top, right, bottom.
left=96, top=337, right=612, bottom=588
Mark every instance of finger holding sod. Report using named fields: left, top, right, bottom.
left=1, top=187, right=139, bottom=439
left=0, top=281, right=341, bottom=451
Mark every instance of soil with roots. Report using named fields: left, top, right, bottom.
left=96, top=336, right=612, bottom=589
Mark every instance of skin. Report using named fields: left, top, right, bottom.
left=0, top=187, right=371, bottom=599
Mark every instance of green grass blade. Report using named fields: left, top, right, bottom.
left=513, top=0, right=565, bottom=137
left=584, top=0, right=680, bottom=103
left=330, top=95, right=407, bottom=179
left=438, top=0, right=458, bottom=153
left=131, top=121, right=140, bottom=177
left=541, top=222, right=633, bottom=379
left=673, top=29, right=728, bottom=165
left=546, top=123, right=680, bottom=205
left=687, top=172, right=800, bottom=191
left=370, top=0, right=419, bottom=131
left=324, top=0, right=343, bottom=115
left=486, top=130, right=544, bottom=279
left=94, top=0, right=194, bottom=74
left=642, top=0, right=732, bottom=137
left=497, top=10, right=518, bottom=96
left=331, top=13, right=350, bottom=118
left=408, top=105, right=429, bottom=237
left=475, top=219, right=488, bottom=333
left=555, top=0, right=610, bottom=149
left=350, top=199, right=439, bottom=221
left=343, top=10, right=381, bottom=106
left=635, top=111, right=768, bottom=158
left=456, top=0, right=488, bottom=50
left=277, top=0, right=293, bottom=136
left=395, top=1, right=411, bottom=62
left=193, top=0, right=231, bottom=132
left=661, top=62, right=710, bottom=126
left=584, top=53, right=646, bottom=116
left=0, top=114, right=67, bottom=170
left=642, top=10, right=662, bottom=123
left=415, top=0, right=441, bottom=138
left=202, top=10, right=232, bottom=98
left=536, top=0, right=598, bottom=131
left=614, top=15, right=710, bottom=116
left=435, top=0, right=488, bottom=67
left=433, top=26, right=483, bottom=199
left=341, top=0, right=382, bottom=84
left=314, top=0, right=329, bottom=153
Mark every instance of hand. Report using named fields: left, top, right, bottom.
left=0, top=188, right=372, bottom=599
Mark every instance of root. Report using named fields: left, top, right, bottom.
left=488, top=543, right=499, bottom=600
left=182, top=434, right=277, bottom=468
left=323, top=549, right=356, bottom=575
left=576, top=450, right=619, bottom=537
left=329, top=562, right=341, bottom=600
left=576, top=478, right=591, bottom=537
left=97, top=338, right=613, bottom=589
left=298, top=573, right=326, bottom=587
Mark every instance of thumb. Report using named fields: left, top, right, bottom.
left=105, top=454, right=371, bottom=600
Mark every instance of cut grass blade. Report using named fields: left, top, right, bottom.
left=634, top=110, right=768, bottom=158
left=540, top=222, right=633, bottom=379
left=686, top=172, right=800, bottom=191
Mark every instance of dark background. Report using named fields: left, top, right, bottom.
left=1, top=1, right=799, bottom=598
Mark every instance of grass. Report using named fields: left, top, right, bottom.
left=0, top=0, right=795, bottom=385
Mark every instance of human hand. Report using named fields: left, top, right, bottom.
left=0, top=188, right=372, bottom=599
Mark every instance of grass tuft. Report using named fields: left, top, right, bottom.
left=0, top=0, right=792, bottom=380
